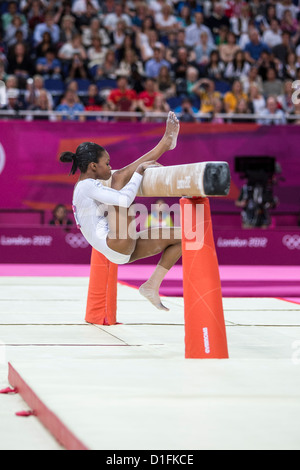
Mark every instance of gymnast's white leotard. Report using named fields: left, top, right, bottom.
left=72, top=172, right=143, bottom=264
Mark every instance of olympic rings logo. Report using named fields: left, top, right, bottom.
left=282, top=234, right=300, bottom=250
left=65, top=233, right=89, bottom=248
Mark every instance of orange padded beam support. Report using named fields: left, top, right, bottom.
left=180, top=197, right=229, bottom=359
left=85, top=248, right=118, bottom=325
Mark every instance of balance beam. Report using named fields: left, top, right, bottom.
left=101, top=161, right=231, bottom=198
left=85, top=161, right=230, bottom=359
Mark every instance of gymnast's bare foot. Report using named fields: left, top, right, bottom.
left=164, top=111, right=180, bottom=151
left=139, top=284, right=170, bottom=311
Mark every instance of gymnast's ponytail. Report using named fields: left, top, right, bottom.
left=60, top=142, right=106, bottom=175
left=60, top=151, right=78, bottom=175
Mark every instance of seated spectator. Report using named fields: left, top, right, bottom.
left=244, top=28, right=271, bottom=65
left=94, top=48, right=118, bottom=80
left=257, top=95, right=287, bottom=124
left=219, top=31, right=240, bottom=64
left=71, top=0, right=100, bottom=17
left=7, top=42, right=34, bottom=86
left=35, top=31, right=53, bottom=58
left=203, top=50, right=225, bottom=80
left=172, top=46, right=198, bottom=80
left=142, top=93, right=170, bottom=122
left=185, top=66, right=200, bottom=99
left=138, top=27, right=159, bottom=63
left=191, top=78, right=222, bottom=114
left=156, top=64, right=176, bottom=99
left=262, top=67, right=284, bottom=98
left=49, top=204, right=73, bottom=227
left=194, top=31, right=216, bottom=66
left=82, top=83, right=105, bottom=116
left=204, top=3, right=230, bottom=40
left=68, top=53, right=87, bottom=79
left=2, top=87, right=23, bottom=113
left=210, top=97, right=225, bottom=123
left=81, top=16, right=111, bottom=48
left=55, top=88, right=85, bottom=121
left=23, top=0, right=45, bottom=33
left=256, top=50, right=278, bottom=82
left=58, top=33, right=87, bottom=62
left=230, top=3, right=251, bottom=38
left=131, top=2, right=151, bottom=30
left=185, top=12, right=214, bottom=48
left=111, top=19, right=127, bottom=50
left=248, top=83, right=266, bottom=115
left=176, top=5, right=193, bottom=29
left=277, top=79, right=295, bottom=113
left=165, top=29, right=192, bottom=65
left=116, top=32, right=139, bottom=63
left=58, top=33, right=87, bottom=78
left=241, top=65, right=263, bottom=94
left=154, top=3, right=180, bottom=40
left=256, top=3, right=277, bottom=33
left=4, top=14, right=28, bottom=48
left=107, top=74, right=138, bottom=113
left=283, top=51, right=300, bottom=80
left=223, top=79, right=248, bottom=113
left=136, top=16, right=156, bottom=53
left=234, top=97, right=253, bottom=122
left=262, top=19, right=282, bottom=48
left=174, top=96, right=197, bottom=122
left=87, top=36, right=108, bottom=74
left=224, top=50, right=251, bottom=82
left=103, top=2, right=132, bottom=32
left=26, top=88, right=54, bottom=121
left=145, top=42, right=171, bottom=78
left=117, top=48, right=145, bottom=79
left=2, top=1, right=20, bottom=29
left=33, top=11, right=60, bottom=47
left=276, top=0, right=299, bottom=21
left=59, top=14, right=78, bottom=45
left=137, top=77, right=159, bottom=112
left=280, top=9, right=298, bottom=36
left=272, top=31, right=294, bottom=66
left=35, top=48, right=62, bottom=79
left=24, top=74, right=54, bottom=110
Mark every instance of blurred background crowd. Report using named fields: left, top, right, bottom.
left=0, top=0, right=300, bottom=122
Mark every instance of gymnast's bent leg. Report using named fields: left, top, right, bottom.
left=129, top=227, right=182, bottom=311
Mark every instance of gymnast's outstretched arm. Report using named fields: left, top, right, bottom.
left=111, top=111, right=179, bottom=190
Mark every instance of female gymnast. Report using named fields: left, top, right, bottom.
left=60, top=111, right=181, bottom=311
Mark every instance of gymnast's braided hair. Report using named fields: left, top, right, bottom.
left=60, top=142, right=106, bottom=175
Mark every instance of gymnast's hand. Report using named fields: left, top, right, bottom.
left=164, top=111, right=180, bottom=151
left=136, top=161, right=162, bottom=175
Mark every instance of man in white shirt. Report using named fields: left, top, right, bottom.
left=262, top=19, right=282, bottom=48
left=71, top=0, right=100, bottom=15
left=103, top=2, right=132, bottom=31
left=184, top=12, right=214, bottom=48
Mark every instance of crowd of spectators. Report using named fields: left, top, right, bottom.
left=0, top=0, right=300, bottom=123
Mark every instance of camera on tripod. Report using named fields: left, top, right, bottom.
left=235, top=156, right=279, bottom=228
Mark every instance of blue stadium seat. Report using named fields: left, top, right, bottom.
left=44, top=78, right=65, bottom=95
left=96, top=79, right=117, bottom=90
left=167, top=96, right=182, bottom=110
left=74, top=79, right=91, bottom=95
left=214, top=80, right=231, bottom=95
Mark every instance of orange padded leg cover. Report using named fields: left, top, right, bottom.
left=180, top=197, right=229, bottom=359
left=85, top=248, right=118, bottom=325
